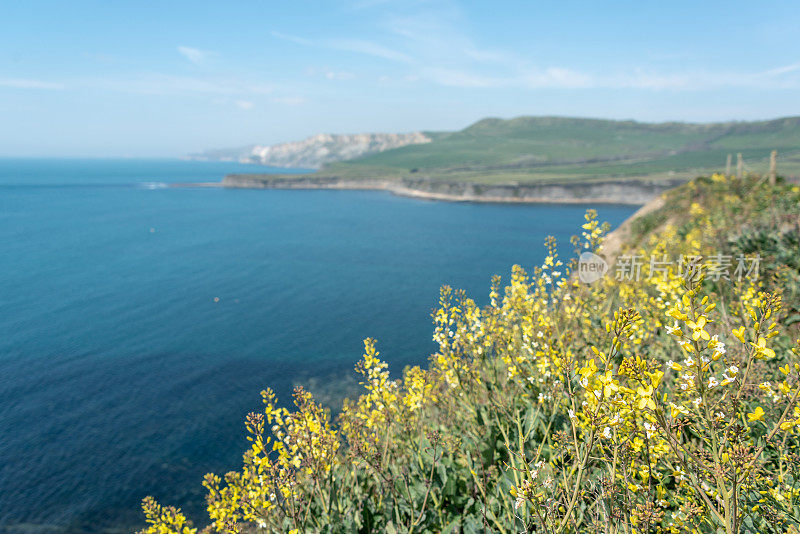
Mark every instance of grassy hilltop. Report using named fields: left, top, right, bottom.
left=239, top=116, right=800, bottom=185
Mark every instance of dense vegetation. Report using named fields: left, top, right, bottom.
left=283, top=117, right=800, bottom=185
left=141, top=174, right=800, bottom=533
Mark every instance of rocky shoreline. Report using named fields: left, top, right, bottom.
left=220, top=174, right=686, bottom=205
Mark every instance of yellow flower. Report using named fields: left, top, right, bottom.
left=747, top=407, right=765, bottom=422
left=636, top=385, right=656, bottom=410
left=686, top=316, right=710, bottom=341
left=732, top=326, right=746, bottom=343
left=598, top=370, right=619, bottom=397
left=648, top=369, right=665, bottom=388
left=669, top=403, right=689, bottom=418
left=751, top=337, right=775, bottom=360
left=578, top=358, right=598, bottom=379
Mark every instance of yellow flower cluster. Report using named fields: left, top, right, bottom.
left=139, top=174, right=800, bottom=533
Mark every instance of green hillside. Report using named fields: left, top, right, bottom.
left=314, top=116, right=800, bottom=184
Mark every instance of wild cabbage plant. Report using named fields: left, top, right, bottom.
left=141, top=175, right=800, bottom=533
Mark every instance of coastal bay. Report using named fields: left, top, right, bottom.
left=0, top=159, right=636, bottom=532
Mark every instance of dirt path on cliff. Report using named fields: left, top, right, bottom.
left=600, top=194, right=665, bottom=264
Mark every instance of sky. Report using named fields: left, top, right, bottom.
left=2, top=0, right=800, bottom=157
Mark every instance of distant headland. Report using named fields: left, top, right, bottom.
left=197, top=115, right=800, bottom=204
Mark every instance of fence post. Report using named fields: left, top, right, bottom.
left=737, top=153, right=743, bottom=179
left=769, top=150, right=777, bottom=185
left=726, top=153, right=732, bottom=176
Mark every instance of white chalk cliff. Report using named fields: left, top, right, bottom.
left=193, top=132, right=431, bottom=169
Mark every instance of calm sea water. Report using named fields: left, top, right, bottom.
left=0, top=159, right=637, bottom=532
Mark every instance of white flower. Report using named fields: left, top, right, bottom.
left=666, top=321, right=681, bottom=335
left=684, top=357, right=695, bottom=367
left=693, top=397, right=702, bottom=407
left=568, top=409, right=576, bottom=419
left=728, top=365, right=738, bottom=375
left=708, top=377, right=719, bottom=388
left=531, top=461, right=543, bottom=480
left=721, top=375, right=734, bottom=386
left=602, top=427, right=612, bottom=439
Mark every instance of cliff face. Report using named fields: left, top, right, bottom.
left=221, top=174, right=686, bottom=205
left=194, top=133, right=431, bottom=169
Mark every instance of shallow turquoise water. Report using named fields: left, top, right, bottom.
left=0, top=159, right=637, bottom=531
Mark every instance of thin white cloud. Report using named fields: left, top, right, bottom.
left=86, top=74, right=274, bottom=96
left=349, top=0, right=393, bottom=8
left=269, top=31, right=313, bottom=47
left=178, top=46, right=214, bottom=65
left=377, top=6, right=800, bottom=91
left=305, top=67, right=356, bottom=80
left=327, top=70, right=355, bottom=80
left=270, top=30, right=413, bottom=64
left=617, top=72, right=693, bottom=90
left=422, top=68, right=503, bottom=88
left=422, top=67, right=592, bottom=90
left=524, top=68, right=594, bottom=89
left=0, top=78, right=64, bottom=90
left=327, top=38, right=413, bottom=64
left=211, top=97, right=264, bottom=110
left=271, top=95, right=308, bottom=106
left=764, top=62, right=800, bottom=76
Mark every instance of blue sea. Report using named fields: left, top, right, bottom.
left=0, top=159, right=637, bottom=532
